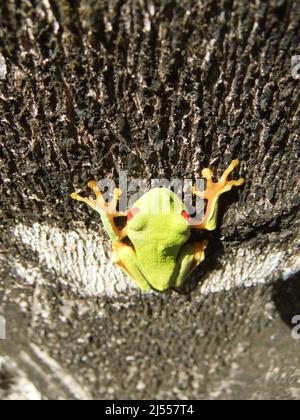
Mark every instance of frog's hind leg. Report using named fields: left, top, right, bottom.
left=173, top=241, right=208, bottom=289
left=112, top=243, right=151, bottom=292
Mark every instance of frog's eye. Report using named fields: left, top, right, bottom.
left=128, top=207, right=140, bottom=221
left=181, top=210, right=190, bottom=221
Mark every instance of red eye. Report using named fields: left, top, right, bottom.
left=181, top=210, right=190, bottom=221
left=128, top=207, right=140, bottom=221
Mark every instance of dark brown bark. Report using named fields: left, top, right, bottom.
left=0, top=0, right=299, bottom=399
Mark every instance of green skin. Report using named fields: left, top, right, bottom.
left=113, top=188, right=201, bottom=292
left=71, top=160, right=244, bottom=292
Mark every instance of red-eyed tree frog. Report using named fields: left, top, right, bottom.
left=71, top=160, right=244, bottom=292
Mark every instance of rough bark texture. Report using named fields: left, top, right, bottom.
left=0, top=0, right=299, bottom=400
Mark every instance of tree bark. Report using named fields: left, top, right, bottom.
left=0, top=0, right=299, bottom=399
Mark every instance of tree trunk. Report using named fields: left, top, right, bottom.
left=0, top=0, right=299, bottom=399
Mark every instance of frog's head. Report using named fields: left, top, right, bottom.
left=127, top=188, right=191, bottom=291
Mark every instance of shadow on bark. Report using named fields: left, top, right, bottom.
left=272, top=272, right=300, bottom=329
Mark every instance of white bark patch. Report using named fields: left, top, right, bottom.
left=0, top=54, right=7, bottom=79
left=12, top=223, right=300, bottom=298
left=13, top=223, right=137, bottom=297
left=200, top=246, right=299, bottom=295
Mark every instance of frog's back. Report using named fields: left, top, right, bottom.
left=133, top=187, right=186, bottom=215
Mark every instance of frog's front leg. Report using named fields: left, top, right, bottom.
left=192, top=160, right=244, bottom=231
left=71, top=181, right=128, bottom=242
left=112, top=242, right=151, bottom=292
left=173, top=241, right=208, bottom=289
